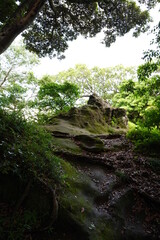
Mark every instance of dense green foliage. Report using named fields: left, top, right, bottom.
left=0, top=109, right=61, bottom=181
left=0, top=109, right=66, bottom=239
left=127, top=126, right=160, bottom=155
left=40, top=64, right=137, bottom=103
left=113, top=61, right=160, bottom=154
left=0, top=0, right=154, bottom=56
left=35, top=80, right=80, bottom=122
left=0, top=43, right=81, bottom=122
left=0, top=43, right=38, bottom=88
left=23, top=0, right=150, bottom=58
left=0, top=43, right=39, bottom=116
left=0, top=43, right=64, bottom=183
left=113, top=61, right=160, bottom=126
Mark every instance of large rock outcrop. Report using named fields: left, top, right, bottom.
left=87, top=93, right=128, bottom=128
left=50, top=93, right=128, bottom=135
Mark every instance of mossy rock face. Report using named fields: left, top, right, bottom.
left=45, top=119, right=91, bottom=135
left=112, top=108, right=128, bottom=128
left=74, top=134, right=105, bottom=153
left=46, top=94, right=128, bottom=139
left=68, top=105, right=106, bottom=132
left=52, top=136, right=82, bottom=154
left=58, top=160, right=117, bottom=240
left=87, top=93, right=110, bottom=110
left=1, top=155, right=158, bottom=239
left=54, top=156, right=159, bottom=240
left=48, top=94, right=128, bottom=136
left=108, top=189, right=152, bottom=240
left=104, top=107, right=112, bottom=124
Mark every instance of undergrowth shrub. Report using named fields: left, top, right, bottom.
left=0, top=109, right=61, bottom=182
left=0, top=109, right=64, bottom=239
left=127, top=125, right=160, bottom=155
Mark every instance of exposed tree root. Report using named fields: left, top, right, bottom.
left=31, top=178, right=58, bottom=233
left=13, top=178, right=32, bottom=216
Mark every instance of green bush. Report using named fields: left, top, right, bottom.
left=127, top=126, right=160, bottom=155
left=143, top=106, right=160, bottom=130
left=0, top=109, right=61, bottom=181
left=36, top=81, right=80, bottom=123
left=0, top=109, right=65, bottom=239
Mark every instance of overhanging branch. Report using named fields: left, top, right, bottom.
left=0, top=0, right=46, bottom=55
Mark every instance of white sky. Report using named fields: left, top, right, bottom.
left=33, top=5, right=160, bottom=78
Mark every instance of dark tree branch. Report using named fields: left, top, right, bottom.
left=0, top=0, right=46, bottom=55
left=0, top=67, right=13, bottom=87
left=48, top=0, right=57, bottom=13
left=0, top=0, right=152, bottom=55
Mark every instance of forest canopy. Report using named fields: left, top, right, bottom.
left=0, top=0, right=158, bottom=57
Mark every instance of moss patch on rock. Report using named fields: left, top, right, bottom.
left=52, top=136, right=82, bottom=154
left=74, top=134, right=105, bottom=153
left=47, top=94, right=128, bottom=136
left=58, top=160, right=116, bottom=240
left=45, top=119, right=92, bottom=135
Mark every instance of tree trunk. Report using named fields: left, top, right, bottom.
left=0, top=0, right=46, bottom=55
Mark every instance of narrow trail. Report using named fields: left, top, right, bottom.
left=73, top=135, right=160, bottom=203
left=55, top=133, right=160, bottom=239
